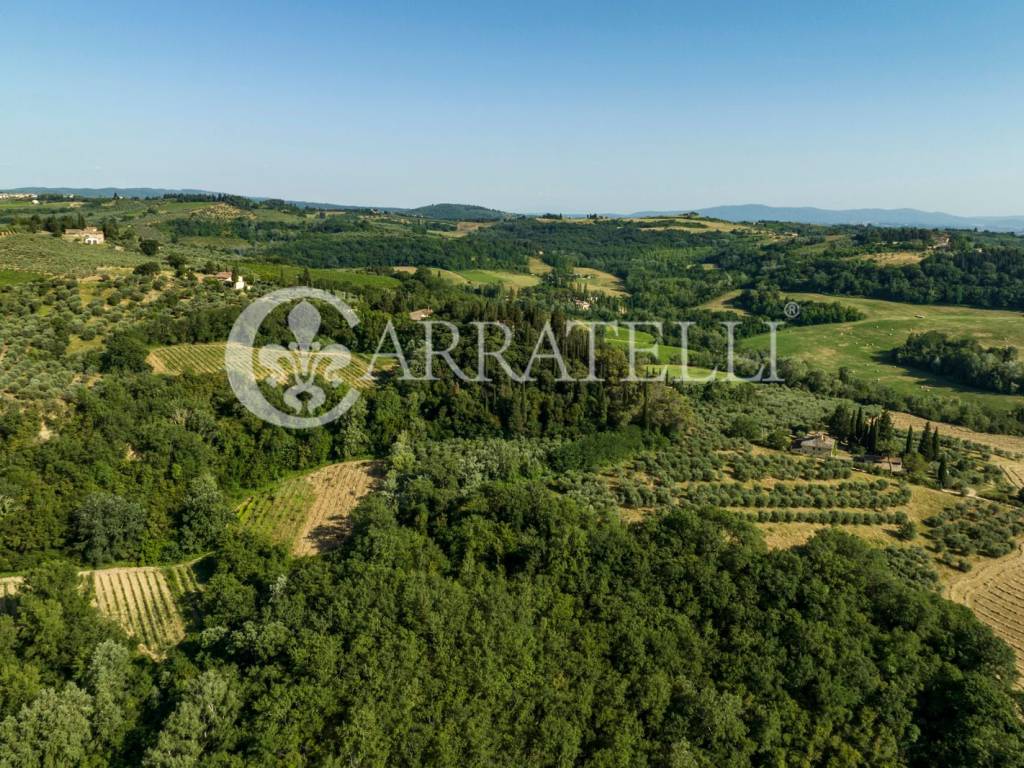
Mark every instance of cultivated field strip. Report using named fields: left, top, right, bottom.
left=947, top=543, right=1024, bottom=680
left=89, top=565, right=198, bottom=658
left=148, top=342, right=377, bottom=388
left=293, top=460, right=379, bottom=556
left=1, top=565, right=201, bottom=658
left=0, top=575, right=23, bottom=610
left=237, top=475, right=316, bottom=547
left=237, top=460, right=379, bottom=555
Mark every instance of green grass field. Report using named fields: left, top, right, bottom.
left=394, top=266, right=540, bottom=290
left=572, top=267, right=627, bottom=297
left=244, top=262, right=401, bottom=290
left=0, top=268, right=43, bottom=286
left=743, top=293, right=1024, bottom=413
left=457, top=269, right=540, bottom=289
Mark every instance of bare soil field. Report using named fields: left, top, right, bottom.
left=946, top=543, right=1024, bottom=680
left=293, top=460, right=379, bottom=556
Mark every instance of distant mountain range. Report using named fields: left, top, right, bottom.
left=690, top=205, right=1024, bottom=232
left=5, top=188, right=1023, bottom=231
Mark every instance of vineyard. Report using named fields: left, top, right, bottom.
left=238, top=460, right=379, bottom=555
left=148, top=341, right=377, bottom=388
left=89, top=563, right=200, bottom=658
left=237, top=473, right=316, bottom=547
left=947, top=544, right=1024, bottom=680
left=293, top=460, right=378, bottom=556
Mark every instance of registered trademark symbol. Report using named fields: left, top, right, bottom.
left=783, top=301, right=801, bottom=319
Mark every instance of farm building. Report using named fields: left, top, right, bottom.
left=409, top=308, right=434, bottom=321
left=794, top=432, right=837, bottom=458
left=874, top=455, right=904, bottom=474
left=63, top=226, right=105, bottom=245
left=214, top=271, right=246, bottom=290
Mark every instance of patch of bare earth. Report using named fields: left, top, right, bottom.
left=292, top=460, right=379, bottom=556
left=145, top=350, right=168, bottom=374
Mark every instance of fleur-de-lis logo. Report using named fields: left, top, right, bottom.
left=226, top=288, right=360, bottom=428
left=257, top=300, right=353, bottom=414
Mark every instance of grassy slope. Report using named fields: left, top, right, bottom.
left=743, top=293, right=1024, bottom=413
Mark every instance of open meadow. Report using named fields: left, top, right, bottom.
left=743, top=293, right=1024, bottom=413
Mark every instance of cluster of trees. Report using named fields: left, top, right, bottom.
left=730, top=453, right=851, bottom=481
left=828, top=405, right=897, bottom=454
left=736, top=288, right=865, bottom=324
left=925, top=500, right=1024, bottom=559
left=753, top=508, right=907, bottom=525
left=852, top=226, right=936, bottom=249
left=893, top=331, right=1024, bottom=395
left=883, top=546, right=940, bottom=590
left=722, top=236, right=1024, bottom=310
left=6, top=467, right=1023, bottom=763
left=629, top=445, right=725, bottom=483
left=776, top=357, right=1024, bottom=435
left=267, top=231, right=531, bottom=271
left=687, top=479, right=911, bottom=509
left=35, top=446, right=1021, bottom=763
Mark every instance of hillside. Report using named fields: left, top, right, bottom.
left=697, top=204, right=1024, bottom=231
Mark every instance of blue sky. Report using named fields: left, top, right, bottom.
left=2, top=1, right=1022, bottom=213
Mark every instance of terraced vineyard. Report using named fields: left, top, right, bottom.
left=148, top=341, right=377, bottom=387
left=89, top=564, right=200, bottom=658
left=293, top=460, right=378, bottom=556
left=947, top=544, right=1024, bottom=680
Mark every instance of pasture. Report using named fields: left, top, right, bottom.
left=244, top=262, right=401, bottom=290
left=394, top=265, right=541, bottom=290
left=743, top=293, right=1024, bottom=413
left=0, top=268, right=43, bottom=286
left=572, top=267, right=627, bottom=297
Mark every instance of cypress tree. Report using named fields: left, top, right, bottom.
left=918, top=422, right=932, bottom=458
left=904, top=426, right=914, bottom=456
left=931, top=429, right=940, bottom=459
left=938, top=454, right=949, bottom=488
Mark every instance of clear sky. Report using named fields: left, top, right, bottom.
left=2, top=1, right=1022, bottom=214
